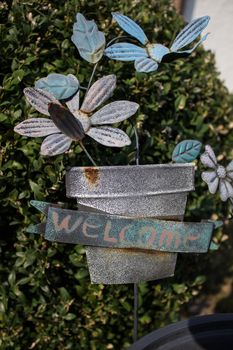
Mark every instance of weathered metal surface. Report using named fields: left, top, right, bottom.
left=29, top=205, right=214, bottom=253
left=86, top=247, right=177, bottom=284
left=66, top=164, right=195, bottom=284
left=66, top=164, right=195, bottom=199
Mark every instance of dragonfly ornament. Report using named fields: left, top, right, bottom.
left=14, top=75, right=139, bottom=156
left=105, top=13, right=210, bottom=73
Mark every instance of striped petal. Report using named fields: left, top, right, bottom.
left=105, top=43, right=147, bottom=61
left=219, top=179, right=233, bottom=202
left=200, top=145, right=217, bottom=169
left=201, top=171, right=219, bottom=194
left=14, top=118, right=59, bottom=137
left=86, top=126, right=131, bottom=147
left=91, top=101, right=139, bottom=125
left=112, top=12, right=148, bottom=45
left=40, top=133, right=72, bottom=156
left=66, top=90, right=80, bottom=113
left=81, top=75, right=116, bottom=113
left=226, top=160, right=233, bottom=180
left=134, top=57, right=158, bottom=72
left=173, top=33, right=209, bottom=55
left=24, top=88, right=59, bottom=116
left=171, top=16, right=210, bottom=52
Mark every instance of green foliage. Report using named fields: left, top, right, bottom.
left=1, top=0, right=233, bottom=349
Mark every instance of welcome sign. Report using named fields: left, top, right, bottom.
left=28, top=201, right=219, bottom=253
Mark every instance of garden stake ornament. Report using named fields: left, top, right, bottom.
left=14, top=11, right=233, bottom=343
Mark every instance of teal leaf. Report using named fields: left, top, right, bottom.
left=35, top=74, right=79, bottom=100
left=172, top=140, right=202, bottom=163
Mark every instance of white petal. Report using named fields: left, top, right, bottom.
left=14, top=118, right=59, bottom=137
left=81, top=75, right=116, bottom=113
left=226, top=160, right=233, bottom=180
left=201, top=171, right=219, bottom=194
left=86, top=127, right=131, bottom=147
left=200, top=145, right=217, bottom=169
left=24, top=88, right=59, bottom=116
left=134, top=58, right=158, bottom=73
left=40, top=133, right=72, bottom=156
left=66, top=90, right=80, bottom=113
left=219, top=179, right=233, bottom=201
left=91, top=101, right=139, bottom=125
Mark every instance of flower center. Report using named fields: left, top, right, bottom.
left=73, top=110, right=91, bottom=132
left=216, top=165, right=226, bottom=178
left=146, top=43, right=170, bottom=63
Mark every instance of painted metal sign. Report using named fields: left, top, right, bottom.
left=28, top=201, right=218, bottom=254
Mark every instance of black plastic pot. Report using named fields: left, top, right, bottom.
left=128, top=314, right=233, bottom=350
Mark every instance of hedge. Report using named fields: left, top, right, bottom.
left=1, top=0, right=233, bottom=349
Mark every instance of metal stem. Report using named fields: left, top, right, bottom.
left=133, top=124, right=140, bottom=342
left=106, top=35, right=130, bottom=47
left=84, top=63, right=98, bottom=100
left=133, top=283, right=139, bottom=342
left=79, top=141, right=97, bottom=167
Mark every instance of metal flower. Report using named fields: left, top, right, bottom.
left=14, top=75, right=139, bottom=156
left=105, top=13, right=210, bottom=73
left=201, top=145, right=233, bottom=201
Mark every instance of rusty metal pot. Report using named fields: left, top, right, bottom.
left=66, top=164, right=195, bottom=284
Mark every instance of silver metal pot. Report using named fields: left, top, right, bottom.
left=66, top=164, right=195, bottom=284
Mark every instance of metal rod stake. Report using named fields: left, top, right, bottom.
left=133, top=283, right=138, bottom=342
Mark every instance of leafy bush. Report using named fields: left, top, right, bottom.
left=1, top=0, right=233, bottom=349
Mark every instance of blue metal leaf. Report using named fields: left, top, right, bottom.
left=35, top=74, right=79, bottom=100
left=112, top=12, right=148, bottom=45
left=72, top=13, right=106, bottom=63
left=170, top=16, right=210, bottom=52
left=105, top=43, right=147, bottom=61
left=172, top=140, right=202, bottom=163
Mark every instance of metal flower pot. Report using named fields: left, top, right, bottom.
left=66, top=164, right=195, bottom=284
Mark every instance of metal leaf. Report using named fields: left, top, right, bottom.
left=71, top=13, right=106, bottom=64
left=66, top=91, right=80, bottom=113
left=86, top=126, right=131, bottom=147
left=172, top=140, right=202, bottom=163
left=170, top=16, right=210, bottom=52
left=134, top=57, right=158, bottom=72
left=35, top=73, right=79, bottom=100
left=48, top=103, right=85, bottom=141
left=14, top=118, right=59, bottom=137
left=105, top=43, right=147, bottom=61
left=90, top=101, right=139, bottom=125
left=81, top=75, right=116, bottom=113
left=40, top=133, right=72, bottom=156
left=112, top=12, right=148, bottom=45
left=24, top=88, right=59, bottom=116
left=200, top=145, right=217, bottom=169
left=202, top=171, right=219, bottom=194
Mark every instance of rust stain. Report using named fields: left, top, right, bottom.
left=84, top=167, right=100, bottom=187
